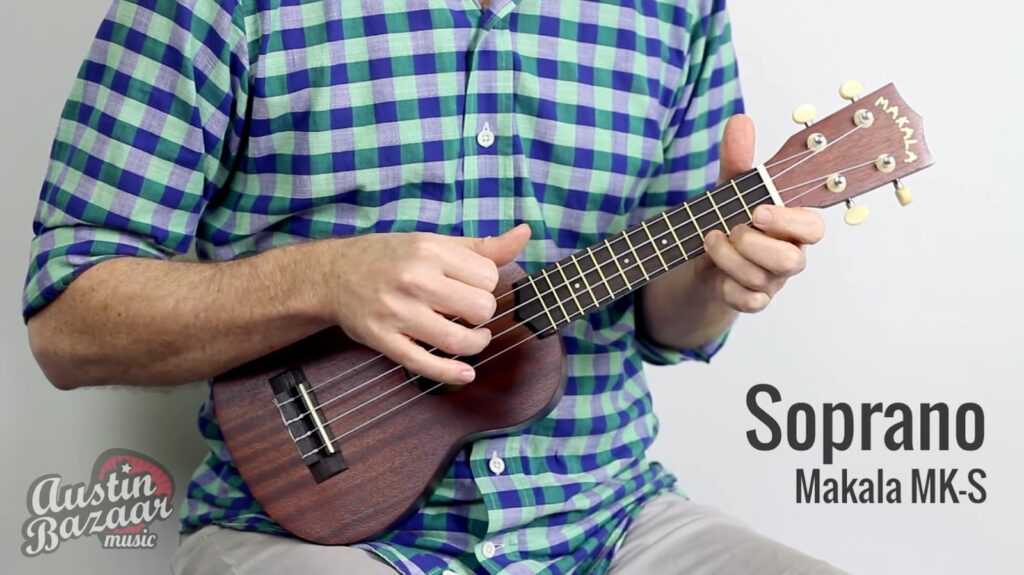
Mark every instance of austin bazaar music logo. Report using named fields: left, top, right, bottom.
left=21, top=449, right=175, bottom=557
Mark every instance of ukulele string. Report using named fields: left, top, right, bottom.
left=298, top=157, right=881, bottom=456
left=280, top=137, right=840, bottom=415
left=295, top=146, right=876, bottom=452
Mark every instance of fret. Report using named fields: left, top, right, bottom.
left=554, top=261, right=584, bottom=317
left=539, top=268, right=570, bottom=326
left=603, top=239, right=633, bottom=292
left=683, top=203, right=704, bottom=241
left=733, top=167, right=774, bottom=215
left=640, top=221, right=669, bottom=271
left=621, top=230, right=649, bottom=281
left=731, top=179, right=753, bottom=220
left=661, top=212, right=688, bottom=261
left=525, top=274, right=558, bottom=332
left=690, top=194, right=729, bottom=244
left=665, top=205, right=705, bottom=262
left=587, top=246, right=615, bottom=302
left=707, top=191, right=730, bottom=234
left=569, top=254, right=599, bottom=310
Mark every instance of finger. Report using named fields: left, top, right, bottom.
left=751, top=205, right=826, bottom=245
left=421, top=276, right=497, bottom=325
left=437, top=247, right=502, bottom=293
left=703, top=230, right=784, bottom=295
left=721, top=276, right=771, bottom=314
left=467, top=223, right=532, bottom=265
left=718, top=114, right=756, bottom=182
left=378, top=334, right=478, bottom=385
left=402, top=308, right=492, bottom=357
left=729, top=225, right=806, bottom=277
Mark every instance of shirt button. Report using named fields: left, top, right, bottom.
left=481, top=541, right=497, bottom=559
left=477, top=122, right=495, bottom=148
left=488, top=452, right=505, bottom=475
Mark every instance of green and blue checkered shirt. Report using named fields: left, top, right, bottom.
left=24, top=0, right=742, bottom=573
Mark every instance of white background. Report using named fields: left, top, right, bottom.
left=2, top=1, right=1022, bottom=573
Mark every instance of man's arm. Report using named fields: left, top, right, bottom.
left=29, top=241, right=327, bottom=390
left=29, top=227, right=532, bottom=390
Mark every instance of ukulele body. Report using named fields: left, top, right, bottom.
left=212, top=261, right=566, bottom=544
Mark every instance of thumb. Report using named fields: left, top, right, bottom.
left=472, top=223, right=532, bottom=265
left=718, top=114, right=756, bottom=183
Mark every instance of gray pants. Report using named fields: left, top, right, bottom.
left=171, top=493, right=846, bottom=575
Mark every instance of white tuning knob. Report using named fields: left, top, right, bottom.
left=894, top=180, right=913, bottom=206
left=840, top=79, right=863, bottom=101
left=844, top=201, right=869, bottom=226
left=792, top=104, right=817, bottom=126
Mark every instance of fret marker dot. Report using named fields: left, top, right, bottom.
left=662, top=239, right=668, bottom=245
left=624, top=258, right=630, bottom=264
left=574, top=283, right=580, bottom=289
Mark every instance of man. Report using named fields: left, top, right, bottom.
left=24, top=0, right=838, bottom=573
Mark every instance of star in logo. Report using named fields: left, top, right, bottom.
left=120, top=461, right=132, bottom=474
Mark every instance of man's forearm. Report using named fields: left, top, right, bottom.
left=637, top=254, right=738, bottom=351
left=27, top=241, right=334, bottom=390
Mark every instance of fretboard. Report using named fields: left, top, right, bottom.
left=513, top=166, right=779, bottom=336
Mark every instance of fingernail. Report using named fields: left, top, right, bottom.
left=705, top=232, right=719, bottom=247
left=460, top=368, right=476, bottom=383
left=754, top=207, right=773, bottom=225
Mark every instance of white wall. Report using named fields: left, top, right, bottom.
left=2, top=1, right=1021, bottom=574
left=647, top=2, right=1024, bottom=573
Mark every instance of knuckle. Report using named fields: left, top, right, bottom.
left=379, top=294, right=405, bottom=320
left=404, top=354, right=431, bottom=378
left=706, top=235, right=726, bottom=257
left=396, top=268, right=421, bottom=291
left=481, top=263, right=500, bottom=291
left=730, top=225, right=751, bottom=248
left=779, top=247, right=805, bottom=274
left=436, top=329, right=459, bottom=355
left=465, top=330, right=490, bottom=355
left=738, top=292, right=768, bottom=313
left=438, top=327, right=474, bottom=356
left=472, top=295, right=498, bottom=323
left=745, top=270, right=772, bottom=292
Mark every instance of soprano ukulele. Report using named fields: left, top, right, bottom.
left=212, top=81, right=933, bottom=544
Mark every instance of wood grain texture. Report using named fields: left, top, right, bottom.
left=212, top=262, right=565, bottom=544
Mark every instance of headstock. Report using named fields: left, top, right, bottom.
left=765, top=81, right=933, bottom=225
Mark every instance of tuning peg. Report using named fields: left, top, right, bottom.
left=894, top=179, right=913, bottom=206
left=844, top=200, right=869, bottom=226
left=792, top=104, right=817, bottom=127
left=839, top=79, right=863, bottom=102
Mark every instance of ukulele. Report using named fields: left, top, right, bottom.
left=212, top=81, right=933, bottom=544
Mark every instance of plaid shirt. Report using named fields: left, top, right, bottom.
left=24, top=1, right=742, bottom=573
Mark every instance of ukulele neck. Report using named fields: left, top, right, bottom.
left=513, top=165, right=781, bottom=336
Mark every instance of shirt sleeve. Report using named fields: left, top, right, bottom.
left=22, top=0, right=251, bottom=322
left=631, top=0, right=743, bottom=365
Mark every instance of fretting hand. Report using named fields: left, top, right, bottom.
left=699, top=115, right=826, bottom=313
